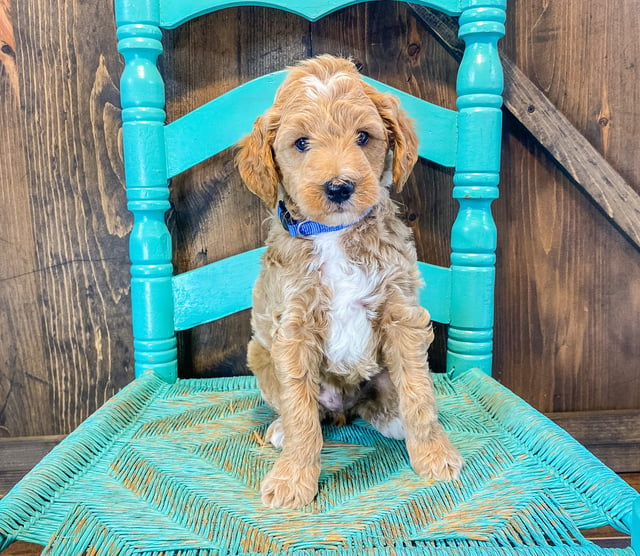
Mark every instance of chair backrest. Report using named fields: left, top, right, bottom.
left=115, top=0, right=506, bottom=383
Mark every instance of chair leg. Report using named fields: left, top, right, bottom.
left=632, top=497, right=640, bottom=553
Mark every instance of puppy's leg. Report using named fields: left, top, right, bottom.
left=248, top=339, right=286, bottom=448
left=260, top=312, right=323, bottom=509
left=248, top=339, right=281, bottom=412
left=381, top=301, right=463, bottom=480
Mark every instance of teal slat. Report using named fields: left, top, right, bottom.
left=361, top=76, right=458, bottom=168
left=417, top=262, right=451, bottom=324
left=164, top=72, right=286, bottom=179
left=159, top=0, right=462, bottom=29
left=164, top=73, right=458, bottom=179
left=172, top=248, right=266, bottom=331
left=173, top=255, right=450, bottom=331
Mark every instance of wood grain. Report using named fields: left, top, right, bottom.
left=0, top=0, right=19, bottom=104
left=0, top=0, right=132, bottom=436
left=0, top=0, right=49, bottom=437
left=410, top=5, right=640, bottom=250
left=503, top=58, right=640, bottom=250
left=496, top=0, right=640, bottom=412
left=0, top=2, right=639, bottom=438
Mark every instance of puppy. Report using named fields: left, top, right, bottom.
left=236, top=55, right=462, bottom=509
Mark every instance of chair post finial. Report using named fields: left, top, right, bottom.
left=448, top=1, right=506, bottom=377
left=116, top=0, right=178, bottom=382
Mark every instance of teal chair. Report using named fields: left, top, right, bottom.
left=1, top=1, right=638, bottom=554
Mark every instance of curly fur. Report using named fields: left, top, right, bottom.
left=236, top=55, right=462, bottom=509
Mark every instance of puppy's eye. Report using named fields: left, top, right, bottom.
left=356, top=130, right=369, bottom=146
left=294, top=137, right=310, bottom=152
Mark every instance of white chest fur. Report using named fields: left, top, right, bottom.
left=313, top=232, right=376, bottom=370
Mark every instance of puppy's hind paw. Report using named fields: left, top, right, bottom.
left=408, top=430, right=463, bottom=481
left=265, top=417, right=284, bottom=449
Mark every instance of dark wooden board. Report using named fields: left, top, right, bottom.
left=0, top=0, right=133, bottom=437
left=495, top=0, right=640, bottom=412
left=0, top=18, right=50, bottom=438
left=0, top=435, right=65, bottom=495
left=409, top=5, right=640, bottom=250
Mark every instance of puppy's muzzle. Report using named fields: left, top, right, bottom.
left=324, top=179, right=354, bottom=204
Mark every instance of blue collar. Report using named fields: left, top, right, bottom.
left=278, top=200, right=371, bottom=237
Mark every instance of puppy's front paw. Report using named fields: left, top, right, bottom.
left=261, top=457, right=319, bottom=509
left=408, top=429, right=463, bottom=481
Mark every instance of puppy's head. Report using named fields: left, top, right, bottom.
left=236, top=55, right=418, bottom=225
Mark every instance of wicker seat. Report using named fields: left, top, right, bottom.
left=1, top=1, right=638, bottom=554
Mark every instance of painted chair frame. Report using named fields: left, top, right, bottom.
left=121, top=0, right=502, bottom=384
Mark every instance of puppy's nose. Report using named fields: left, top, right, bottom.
left=324, top=180, right=354, bottom=204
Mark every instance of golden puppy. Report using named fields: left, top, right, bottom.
left=236, top=55, right=462, bottom=509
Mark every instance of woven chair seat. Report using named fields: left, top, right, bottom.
left=1, top=369, right=636, bottom=555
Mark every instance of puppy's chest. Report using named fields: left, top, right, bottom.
left=312, top=233, right=379, bottom=372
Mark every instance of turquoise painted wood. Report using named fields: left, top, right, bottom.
left=447, top=2, right=505, bottom=377
left=174, top=252, right=452, bottom=331
left=418, top=263, right=452, bottom=324
left=158, top=0, right=462, bottom=29
left=165, top=72, right=286, bottom=179
left=634, top=499, right=640, bottom=553
left=172, top=248, right=265, bottom=331
left=165, top=73, right=458, bottom=179
left=116, top=0, right=505, bottom=384
left=116, top=6, right=178, bottom=382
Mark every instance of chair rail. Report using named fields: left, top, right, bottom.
left=158, top=0, right=462, bottom=29
left=164, top=72, right=458, bottom=179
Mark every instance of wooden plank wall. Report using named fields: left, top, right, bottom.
left=0, top=0, right=133, bottom=438
left=0, top=1, right=638, bottom=439
left=498, top=1, right=640, bottom=412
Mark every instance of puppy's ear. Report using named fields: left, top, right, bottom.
left=369, top=90, right=419, bottom=192
left=236, top=114, right=279, bottom=208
